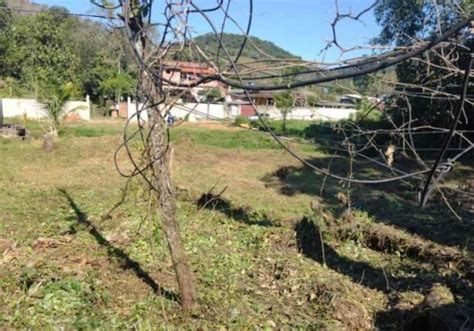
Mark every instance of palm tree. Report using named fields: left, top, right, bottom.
left=40, top=82, right=76, bottom=137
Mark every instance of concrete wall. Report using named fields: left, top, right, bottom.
left=228, top=104, right=242, bottom=118
left=255, top=106, right=356, bottom=121
left=63, top=101, right=90, bottom=121
left=126, top=102, right=356, bottom=123
left=127, top=102, right=148, bottom=122
left=171, top=103, right=225, bottom=121
left=289, top=107, right=356, bottom=121
left=1, top=98, right=90, bottom=121
left=127, top=101, right=226, bottom=122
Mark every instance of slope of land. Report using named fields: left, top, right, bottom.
left=0, top=120, right=473, bottom=329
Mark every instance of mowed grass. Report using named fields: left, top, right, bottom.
left=1, top=119, right=473, bottom=329
left=7, top=117, right=283, bottom=149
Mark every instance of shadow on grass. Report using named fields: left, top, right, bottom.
left=295, top=217, right=396, bottom=293
left=375, top=302, right=474, bottom=331
left=197, top=192, right=280, bottom=227
left=294, top=217, right=474, bottom=329
left=263, top=157, right=474, bottom=252
left=59, top=189, right=178, bottom=303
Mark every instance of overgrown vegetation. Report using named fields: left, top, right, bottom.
left=372, top=0, right=474, bottom=129
left=0, top=1, right=136, bottom=104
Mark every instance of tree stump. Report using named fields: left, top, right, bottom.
left=43, top=134, right=54, bottom=153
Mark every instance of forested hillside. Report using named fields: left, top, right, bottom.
left=0, top=2, right=303, bottom=104
left=194, top=32, right=300, bottom=61
left=0, top=0, right=136, bottom=104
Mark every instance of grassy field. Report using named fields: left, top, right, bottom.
left=1, top=119, right=473, bottom=329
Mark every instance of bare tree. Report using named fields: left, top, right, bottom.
left=92, top=0, right=473, bottom=307
left=120, top=0, right=197, bottom=309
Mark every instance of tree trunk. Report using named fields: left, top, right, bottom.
left=148, top=108, right=197, bottom=309
left=127, top=0, right=197, bottom=309
left=50, top=123, right=58, bottom=137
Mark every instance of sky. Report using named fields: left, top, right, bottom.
left=33, top=0, right=381, bottom=62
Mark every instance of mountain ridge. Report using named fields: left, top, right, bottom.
left=193, top=32, right=301, bottom=61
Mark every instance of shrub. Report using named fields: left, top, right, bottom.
left=234, top=115, right=250, bottom=126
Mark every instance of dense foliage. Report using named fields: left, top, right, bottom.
left=0, top=1, right=136, bottom=104
left=373, top=0, right=473, bottom=130
left=193, top=32, right=300, bottom=61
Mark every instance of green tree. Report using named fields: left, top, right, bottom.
left=4, top=9, right=79, bottom=92
left=69, top=15, right=136, bottom=102
left=373, top=1, right=473, bottom=129
left=0, top=0, right=12, bottom=78
left=274, top=90, right=294, bottom=133
left=305, top=94, right=319, bottom=107
left=373, top=0, right=426, bottom=47
left=99, top=71, right=135, bottom=105
left=0, top=2, right=138, bottom=102
left=355, top=97, right=382, bottom=122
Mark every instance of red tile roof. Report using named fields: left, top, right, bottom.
left=163, top=61, right=215, bottom=75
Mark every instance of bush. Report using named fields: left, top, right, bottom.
left=234, top=115, right=250, bottom=126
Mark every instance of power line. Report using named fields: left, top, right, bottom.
left=115, top=0, right=474, bottom=189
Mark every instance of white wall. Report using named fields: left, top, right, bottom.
left=1, top=98, right=90, bottom=121
left=127, top=102, right=225, bottom=122
left=64, top=101, right=90, bottom=121
left=125, top=102, right=356, bottom=123
left=2, top=99, right=46, bottom=118
left=255, top=106, right=280, bottom=117
left=304, top=107, right=356, bottom=121
left=228, top=104, right=241, bottom=118
left=172, top=103, right=225, bottom=121
left=255, top=106, right=356, bottom=121
left=127, top=102, right=148, bottom=122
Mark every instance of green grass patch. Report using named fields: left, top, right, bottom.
left=171, top=126, right=281, bottom=150
left=1, top=120, right=473, bottom=329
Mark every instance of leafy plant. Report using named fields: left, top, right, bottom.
left=355, top=97, right=382, bottom=122
left=99, top=72, right=135, bottom=104
left=234, top=115, right=250, bottom=126
left=274, top=91, right=294, bottom=132
left=40, top=82, right=77, bottom=137
left=305, top=95, right=319, bottom=107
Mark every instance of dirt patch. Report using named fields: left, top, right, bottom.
left=182, top=121, right=243, bottom=131
left=197, top=192, right=229, bottom=210
left=32, top=237, right=73, bottom=250
left=333, top=299, right=372, bottom=329
left=0, top=238, right=13, bottom=254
